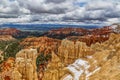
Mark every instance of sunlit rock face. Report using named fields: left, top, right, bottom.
left=43, top=39, right=94, bottom=80
left=58, top=39, right=94, bottom=65
left=0, top=35, right=15, bottom=41
left=42, top=52, right=67, bottom=80
left=43, top=33, right=120, bottom=80
left=11, top=49, right=38, bottom=80
left=89, top=33, right=120, bottom=80
left=62, top=33, right=120, bottom=80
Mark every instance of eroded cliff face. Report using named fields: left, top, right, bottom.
left=58, top=39, right=94, bottom=65
left=0, top=28, right=20, bottom=36
left=11, top=49, right=38, bottom=80
left=45, top=26, right=112, bottom=40
left=43, top=33, right=120, bottom=80
left=42, top=52, right=67, bottom=80
left=0, top=57, right=15, bottom=80
left=67, top=34, right=109, bottom=46
left=89, top=33, right=120, bottom=80
left=20, top=37, right=61, bottom=55
left=43, top=38, right=94, bottom=80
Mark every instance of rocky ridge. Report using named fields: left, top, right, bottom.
left=0, top=28, right=20, bottom=36
left=20, top=37, right=61, bottom=55
left=45, top=26, right=112, bottom=39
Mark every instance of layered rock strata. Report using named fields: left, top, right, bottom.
left=20, top=37, right=61, bottom=55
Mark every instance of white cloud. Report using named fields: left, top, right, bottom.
left=0, top=15, right=31, bottom=23
left=0, top=0, right=120, bottom=24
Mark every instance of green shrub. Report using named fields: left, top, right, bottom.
left=36, top=53, right=51, bottom=68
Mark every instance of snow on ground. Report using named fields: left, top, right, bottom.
left=63, top=75, right=73, bottom=80
left=63, top=58, right=101, bottom=80
left=86, top=56, right=93, bottom=59
left=67, top=59, right=90, bottom=80
left=111, top=25, right=118, bottom=29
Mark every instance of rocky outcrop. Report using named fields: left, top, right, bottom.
left=0, top=35, right=15, bottom=41
left=20, top=37, right=61, bottom=55
left=67, top=34, right=109, bottom=46
left=0, top=28, right=20, bottom=36
left=58, top=39, right=94, bottom=65
left=0, top=28, right=44, bottom=39
left=11, top=49, right=38, bottom=80
left=61, top=33, right=120, bottom=80
left=45, top=28, right=88, bottom=39
left=42, top=39, right=94, bottom=80
left=45, top=26, right=112, bottom=40
left=0, top=57, right=15, bottom=80
left=42, top=52, right=67, bottom=80
left=43, top=33, right=120, bottom=80
left=45, top=26, right=113, bottom=46
left=88, top=33, right=120, bottom=80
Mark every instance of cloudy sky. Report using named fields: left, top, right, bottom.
left=0, top=0, right=120, bottom=25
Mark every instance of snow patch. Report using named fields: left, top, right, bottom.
left=67, top=59, right=90, bottom=80
left=86, top=56, right=93, bottom=59
left=63, top=75, right=73, bottom=80
left=63, top=59, right=101, bottom=80
left=111, top=25, right=118, bottom=29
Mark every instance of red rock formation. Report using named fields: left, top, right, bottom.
left=0, top=57, right=15, bottom=80
left=66, top=26, right=112, bottom=46
left=48, top=28, right=88, bottom=35
left=0, top=28, right=20, bottom=36
left=67, top=34, right=109, bottom=46
left=89, top=26, right=112, bottom=35
left=20, top=37, right=61, bottom=55
left=45, top=26, right=113, bottom=42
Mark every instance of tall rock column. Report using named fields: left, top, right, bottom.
left=42, top=52, right=67, bottom=80
left=11, top=49, right=38, bottom=80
